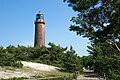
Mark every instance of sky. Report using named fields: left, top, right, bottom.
left=0, top=0, right=89, bottom=56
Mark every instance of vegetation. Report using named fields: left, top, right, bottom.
left=0, top=77, right=27, bottom=80
left=0, top=66, right=73, bottom=80
left=81, top=55, right=94, bottom=69
left=0, top=42, right=82, bottom=72
left=0, top=46, right=23, bottom=68
left=64, top=0, right=120, bottom=79
left=0, top=77, right=72, bottom=80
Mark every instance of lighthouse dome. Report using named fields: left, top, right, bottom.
left=36, top=11, right=44, bottom=20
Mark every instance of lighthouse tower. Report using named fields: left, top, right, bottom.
left=34, top=12, right=45, bottom=47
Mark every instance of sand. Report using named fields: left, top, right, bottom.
left=21, top=61, right=59, bottom=71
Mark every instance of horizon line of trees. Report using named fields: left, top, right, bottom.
left=0, top=42, right=83, bottom=72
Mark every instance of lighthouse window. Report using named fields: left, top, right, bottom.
left=36, top=15, right=40, bottom=19
left=40, top=15, right=44, bottom=19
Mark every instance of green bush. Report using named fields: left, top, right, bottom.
left=107, top=70, right=120, bottom=80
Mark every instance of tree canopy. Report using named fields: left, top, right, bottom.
left=64, top=0, right=120, bottom=48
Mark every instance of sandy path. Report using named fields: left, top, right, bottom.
left=77, top=70, right=105, bottom=80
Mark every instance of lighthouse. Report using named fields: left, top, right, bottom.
left=34, top=11, right=45, bottom=47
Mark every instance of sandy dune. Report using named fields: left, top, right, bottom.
left=21, top=61, right=60, bottom=71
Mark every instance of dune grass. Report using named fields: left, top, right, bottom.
left=0, top=66, right=73, bottom=80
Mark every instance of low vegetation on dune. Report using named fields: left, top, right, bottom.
left=0, top=66, right=72, bottom=80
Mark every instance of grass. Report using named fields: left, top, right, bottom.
left=0, top=66, right=73, bottom=80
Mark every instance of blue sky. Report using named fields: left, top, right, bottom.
left=0, top=0, right=89, bottom=56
